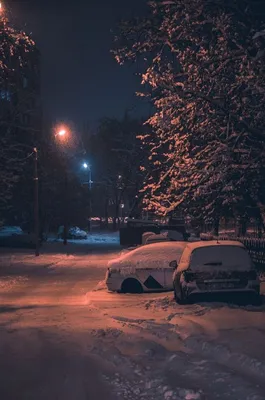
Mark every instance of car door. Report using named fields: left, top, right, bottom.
left=129, top=247, right=165, bottom=290
left=163, top=264, right=176, bottom=289
left=137, top=267, right=165, bottom=290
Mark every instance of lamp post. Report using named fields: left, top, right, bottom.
left=33, top=147, right=40, bottom=256
left=55, top=126, right=68, bottom=245
left=120, top=203, right=125, bottom=221
left=18, top=144, right=40, bottom=256
left=83, top=163, right=92, bottom=232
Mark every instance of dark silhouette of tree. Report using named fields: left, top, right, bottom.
left=0, top=10, right=40, bottom=225
left=90, top=113, right=147, bottom=229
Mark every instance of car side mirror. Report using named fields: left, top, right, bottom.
left=169, top=260, right=178, bottom=269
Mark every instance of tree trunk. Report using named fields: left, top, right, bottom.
left=240, top=217, right=247, bottom=236
left=213, top=217, right=220, bottom=237
left=113, top=204, right=120, bottom=231
left=257, top=202, right=265, bottom=233
left=104, top=197, right=109, bottom=230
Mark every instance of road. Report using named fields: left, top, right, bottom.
left=0, top=240, right=121, bottom=400
left=0, top=238, right=265, bottom=400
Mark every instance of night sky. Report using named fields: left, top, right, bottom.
left=9, top=0, right=147, bottom=127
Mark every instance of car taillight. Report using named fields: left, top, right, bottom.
left=248, top=270, right=257, bottom=280
left=183, top=271, right=195, bottom=283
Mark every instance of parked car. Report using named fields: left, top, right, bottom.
left=68, top=227, right=87, bottom=239
left=0, top=226, right=24, bottom=236
left=145, top=232, right=169, bottom=245
left=57, top=226, right=87, bottom=240
left=0, top=226, right=39, bottom=249
left=142, top=231, right=156, bottom=245
left=106, top=241, right=187, bottom=293
left=173, top=241, right=260, bottom=304
left=144, top=230, right=188, bottom=245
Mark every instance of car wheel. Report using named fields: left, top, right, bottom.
left=177, top=284, right=188, bottom=305
left=174, top=284, right=180, bottom=303
left=174, top=280, right=187, bottom=304
left=121, top=278, right=143, bottom=294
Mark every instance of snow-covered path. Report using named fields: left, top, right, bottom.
left=0, top=241, right=122, bottom=400
left=0, top=239, right=265, bottom=400
left=88, top=282, right=265, bottom=399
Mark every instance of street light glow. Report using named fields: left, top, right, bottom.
left=55, top=125, right=69, bottom=139
left=58, top=129, right=66, bottom=137
left=83, top=163, right=88, bottom=169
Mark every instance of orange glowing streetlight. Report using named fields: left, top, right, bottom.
left=54, top=124, right=71, bottom=246
left=55, top=126, right=68, bottom=138
left=58, top=129, right=66, bottom=137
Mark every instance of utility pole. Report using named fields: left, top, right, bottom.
left=88, top=166, right=92, bottom=232
left=63, top=168, right=68, bottom=245
left=82, top=162, right=93, bottom=232
left=33, top=147, right=40, bottom=256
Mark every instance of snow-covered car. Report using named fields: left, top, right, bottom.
left=145, top=233, right=169, bottom=245
left=57, top=226, right=87, bottom=240
left=68, top=227, right=87, bottom=240
left=0, top=226, right=39, bottom=249
left=106, top=242, right=187, bottom=293
left=142, top=231, right=156, bottom=245
left=173, top=241, right=260, bottom=304
left=0, top=226, right=24, bottom=236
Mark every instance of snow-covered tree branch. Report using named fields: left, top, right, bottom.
left=113, top=0, right=265, bottom=224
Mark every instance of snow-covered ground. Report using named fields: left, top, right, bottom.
left=0, top=235, right=265, bottom=399
left=48, top=231, right=120, bottom=245
left=87, top=281, right=265, bottom=400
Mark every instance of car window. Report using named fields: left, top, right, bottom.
left=190, top=245, right=252, bottom=271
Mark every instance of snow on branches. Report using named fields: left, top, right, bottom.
left=0, top=13, right=35, bottom=84
left=114, top=0, right=265, bottom=221
left=0, top=12, right=37, bottom=217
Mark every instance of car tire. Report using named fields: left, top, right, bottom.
left=173, top=285, right=178, bottom=302
left=177, top=284, right=188, bottom=305
left=174, top=283, right=186, bottom=304
left=121, top=278, right=143, bottom=294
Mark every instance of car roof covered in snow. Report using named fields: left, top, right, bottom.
left=124, top=240, right=188, bottom=254
left=175, top=240, right=249, bottom=273
left=184, top=240, right=245, bottom=252
left=109, top=241, right=187, bottom=269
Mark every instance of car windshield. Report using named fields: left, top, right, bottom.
left=190, top=245, right=252, bottom=271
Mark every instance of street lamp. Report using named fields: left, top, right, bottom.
left=83, top=162, right=92, bottom=232
left=33, top=148, right=40, bottom=256
left=120, top=203, right=125, bottom=220
left=55, top=125, right=70, bottom=245
left=55, top=126, right=68, bottom=139
left=17, top=145, right=39, bottom=256
left=58, top=129, right=66, bottom=137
